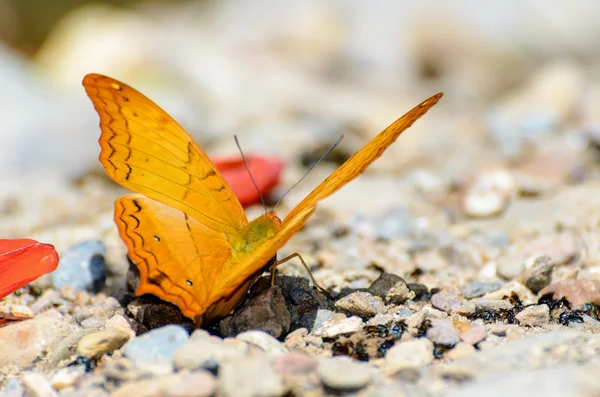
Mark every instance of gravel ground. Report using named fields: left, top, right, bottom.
left=2, top=1, right=600, bottom=396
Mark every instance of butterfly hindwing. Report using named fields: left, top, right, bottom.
left=115, top=194, right=234, bottom=319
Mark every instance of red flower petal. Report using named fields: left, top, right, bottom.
left=213, top=155, right=284, bottom=207
left=0, top=239, right=59, bottom=299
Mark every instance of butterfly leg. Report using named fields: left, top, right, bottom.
left=274, top=253, right=333, bottom=299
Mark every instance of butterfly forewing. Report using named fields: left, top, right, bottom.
left=83, top=74, right=247, bottom=235
left=284, top=92, right=443, bottom=224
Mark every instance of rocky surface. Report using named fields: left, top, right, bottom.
left=2, top=1, right=600, bottom=397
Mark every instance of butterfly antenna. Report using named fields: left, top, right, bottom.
left=272, top=135, right=343, bottom=212
left=234, top=135, right=268, bottom=213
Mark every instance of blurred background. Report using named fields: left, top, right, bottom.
left=2, top=0, right=600, bottom=241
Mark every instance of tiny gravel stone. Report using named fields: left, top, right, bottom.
left=273, top=351, right=317, bottom=375
left=367, top=313, right=394, bottom=326
left=447, top=342, right=477, bottom=360
left=520, top=255, right=554, bottom=293
left=0, top=311, right=71, bottom=368
left=123, top=325, right=189, bottom=373
left=111, top=371, right=217, bottom=397
left=310, top=309, right=345, bottom=331
left=497, top=255, right=526, bottom=280
left=76, top=327, right=130, bottom=359
left=474, top=299, right=513, bottom=312
left=368, top=273, right=415, bottom=304
left=457, top=323, right=487, bottom=345
left=462, top=282, right=503, bottom=299
left=235, top=330, right=289, bottom=359
left=539, top=279, right=600, bottom=309
left=174, top=333, right=247, bottom=371
left=515, top=304, right=550, bottom=327
left=317, top=356, right=373, bottom=391
left=484, top=281, right=536, bottom=305
left=431, top=291, right=465, bottom=313
left=45, top=328, right=96, bottom=368
left=335, top=291, right=386, bottom=317
left=384, top=338, right=434, bottom=372
left=406, top=307, right=446, bottom=334
left=313, top=315, right=364, bottom=337
left=462, top=169, right=515, bottom=218
left=51, top=366, right=86, bottom=389
left=426, top=318, right=461, bottom=346
left=51, top=240, right=107, bottom=292
left=219, top=286, right=290, bottom=338
left=219, top=355, right=287, bottom=397
left=21, top=372, right=58, bottom=397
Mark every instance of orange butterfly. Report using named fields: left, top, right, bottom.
left=83, top=73, right=442, bottom=327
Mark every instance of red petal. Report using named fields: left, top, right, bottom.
left=213, top=155, right=284, bottom=207
left=0, top=239, right=59, bottom=299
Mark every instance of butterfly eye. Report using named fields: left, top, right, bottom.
left=186, top=280, right=193, bottom=286
left=153, top=236, right=160, bottom=242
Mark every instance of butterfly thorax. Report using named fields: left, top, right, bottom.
left=229, top=211, right=281, bottom=259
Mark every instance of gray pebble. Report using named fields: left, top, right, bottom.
left=474, top=299, right=513, bottom=313
left=426, top=318, right=461, bottom=346
left=384, top=338, right=434, bottom=372
left=317, top=356, right=373, bottom=391
left=236, top=330, right=289, bottom=359
left=335, top=291, right=386, bottom=317
left=219, top=356, right=287, bottom=397
left=123, top=325, right=189, bottom=372
left=173, top=332, right=247, bottom=371
left=51, top=240, right=107, bottom=292
left=497, top=256, right=525, bottom=280
left=368, top=273, right=415, bottom=304
left=431, top=291, right=465, bottom=313
left=314, top=316, right=364, bottom=338
left=219, top=286, right=290, bottom=339
left=520, top=255, right=554, bottom=293
left=21, top=372, right=58, bottom=397
left=515, top=305, right=550, bottom=327
left=462, top=281, right=503, bottom=299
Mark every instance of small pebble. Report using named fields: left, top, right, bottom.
left=314, top=316, right=364, bottom=337
left=539, top=279, right=600, bottom=309
left=474, top=299, right=513, bottom=313
left=515, top=305, right=550, bottom=327
left=484, top=281, right=536, bottom=305
left=111, top=371, right=217, bottom=397
left=219, top=356, right=287, bottom=397
left=520, top=255, right=554, bottom=293
left=123, top=325, right=189, bottom=373
left=335, top=291, right=386, bottom=317
left=368, top=273, right=415, bottom=304
left=76, top=328, right=130, bottom=360
left=426, top=318, right=461, bottom=346
left=317, top=356, right=373, bottom=391
left=384, top=338, right=434, bottom=373
left=273, top=351, right=317, bottom=375
left=219, top=286, right=290, bottom=339
left=21, top=372, right=58, bottom=397
left=462, top=169, right=515, bottom=218
left=51, top=366, right=86, bottom=389
left=174, top=332, right=247, bottom=371
left=0, top=311, right=70, bottom=368
left=431, top=291, right=465, bottom=313
left=462, top=282, right=503, bottom=299
left=235, top=330, right=289, bottom=359
left=51, top=240, right=107, bottom=292
left=447, top=342, right=477, bottom=360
